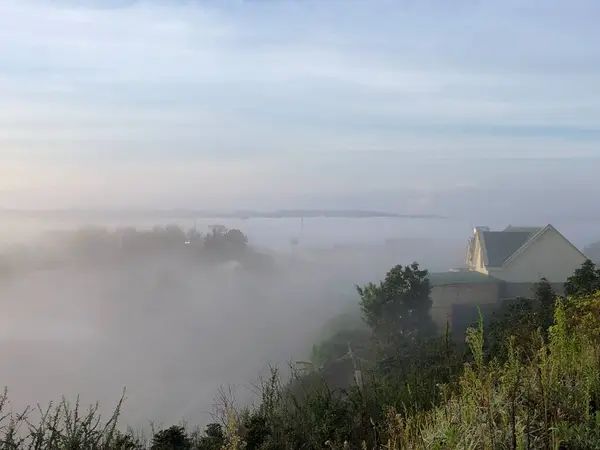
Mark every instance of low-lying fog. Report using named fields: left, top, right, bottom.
left=1, top=259, right=351, bottom=427
left=3, top=215, right=591, bottom=429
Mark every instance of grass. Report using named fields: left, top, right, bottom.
left=0, top=388, right=127, bottom=450
left=385, top=295, right=600, bottom=449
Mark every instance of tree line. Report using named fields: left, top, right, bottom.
left=0, top=225, right=269, bottom=277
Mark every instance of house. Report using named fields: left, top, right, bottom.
left=430, top=224, right=588, bottom=333
left=465, top=224, right=587, bottom=284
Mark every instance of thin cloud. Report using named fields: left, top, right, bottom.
left=0, top=0, right=599, bottom=207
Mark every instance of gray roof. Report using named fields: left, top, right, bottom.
left=481, top=227, right=542, bottom=267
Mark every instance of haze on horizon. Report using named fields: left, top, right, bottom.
left=0, top=0, right=599, bottom=219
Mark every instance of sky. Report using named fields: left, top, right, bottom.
left=1, top=0, right=599, bottom=210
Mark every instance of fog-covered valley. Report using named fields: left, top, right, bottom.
left=0, top=219, right=466, bottom=429
left=1, top=214, right=597, bottom=433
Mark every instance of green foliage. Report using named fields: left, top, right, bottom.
left=151, top=426, right=191, bottom=450
left=357, top=262, right=435, bottom=349
left=195, top=423, right=225, bottom=450
left=113, top=432, right=144, bottom=450
left=536, top=277, right=557, bottom=333
left=565, top=258, right=600, bottom=296
left=232, top=260, right=600, bottom=449
left=391, top=290, right=600, bottom=449
left=488, top=295, right=538, bottom=358
left=487, top=278, right=558, bottom=360
left=0, top=388, right=125, bottom=450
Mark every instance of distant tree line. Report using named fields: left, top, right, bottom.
left=0, top=224, right=271, bottom=278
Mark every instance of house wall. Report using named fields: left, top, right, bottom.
left=487, top=228, right=586, bottom=283
left=430, top=282, right=500, bottom=330
left=471, top=232, right=488, bottom=274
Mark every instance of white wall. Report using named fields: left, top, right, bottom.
left=488, top=228, right=586, bottom=283
left=471, top=232, right=488, bottom=274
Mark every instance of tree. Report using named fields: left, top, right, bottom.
left=357, top=262, right=435, bottom=350
left=204, top=226, right=248, bottom=256
left=488, top=296, right=538, bottom=359
left=113, top=432, right=143, bottom=450
left=164, top=224, right=186, bottom=245
left=565, top=259, right=600, bottom=297
left=224, top=229, right=248, bottom=251
left=150, top=426, right=191, bottom=450
left=535, top=277, right=556, bottom=332
left=196, top=423, right=225, bottom=450
left=488, top=278, right=557, bottom=359
left=243, top=414, right=271, bottom=450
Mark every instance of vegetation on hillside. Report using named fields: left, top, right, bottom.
left=3, top=226, right=600, bottom=448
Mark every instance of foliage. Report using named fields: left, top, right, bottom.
left=194, top=423, right=225, bottom=450
left=0, top=388, right=126, bottom=450
left=487, top=278, right=558, bottom=359
left=565, top=258, right=600, bottom=297
left=233, top=260, right=600, bottom=449
left=357, top=262, right=436, bottom=351
left=151, top=426, right=191, bottom=450
left=0, top=224, right=268, bottom=278
left=397, top=291, right=600, bottom=449
left=535, top=277, right=557, bottom=332
left=204, top=226, right=248, bottom=255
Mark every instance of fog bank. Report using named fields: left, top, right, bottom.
left=0, top=222, right=465, bottom=429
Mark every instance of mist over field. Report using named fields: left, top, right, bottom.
left=0, top=216, right=468, bottom=429
left=0, top=205, right=599, bottom=430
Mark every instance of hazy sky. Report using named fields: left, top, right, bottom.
left=1, top=0, right=599, bottom=209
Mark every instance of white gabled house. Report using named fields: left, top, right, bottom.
left=430, top=223, right=589, bottom=333
left=465, top=224, right=588, bottom=283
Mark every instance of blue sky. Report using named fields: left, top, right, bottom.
left=0, top=0, right=599, bottom=210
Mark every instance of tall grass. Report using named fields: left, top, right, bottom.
left=386, top=293, right=600, bottom=449
left=0, top=388, right=129, bottom=450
